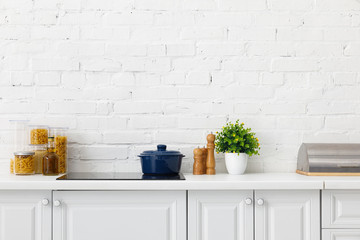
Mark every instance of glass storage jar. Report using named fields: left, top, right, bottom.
left=14, top=151, right=35, bottom=175
left=29, top=125, right=49, bottom=145
left=9, top=120, right=29, bottom=173
left=50, top=127, right=68, bottom=174
left=29, top=144, right=47, bottom=174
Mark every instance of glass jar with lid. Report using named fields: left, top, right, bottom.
left=9, top=120, right=29, bottom=173
left=14, top=151, right=35, bottom=175
left=29, top=144, right=47, bottom=174
left=29, top=125, right=49, bottom=145
left=50, top=127, right=68, bottom=174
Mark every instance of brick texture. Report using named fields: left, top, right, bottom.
left=1, top=0, right=359, bottom=173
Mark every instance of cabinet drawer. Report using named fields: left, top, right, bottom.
left=323, top=190, right=360, bottom=228
left=323, top=229, right=360, bottom=240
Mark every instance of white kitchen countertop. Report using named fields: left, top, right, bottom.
left=0, top=173, right=327, bottom=190
left=2, top=173, right=360, bottom=190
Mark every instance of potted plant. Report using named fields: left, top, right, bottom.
left=215, top=120, right=260, bottom=175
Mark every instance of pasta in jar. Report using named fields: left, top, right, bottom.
left=14, top=152, right=35, bottom=175
left=10, top=158, right=14, bottom=174
left=55, top=136, right=67, bottom=174
left=29, top=125, right=49, bottom=145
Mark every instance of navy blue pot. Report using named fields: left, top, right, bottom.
left=139, top=144, right=185, bottom=175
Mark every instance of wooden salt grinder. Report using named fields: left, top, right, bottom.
left=206, top=133, right=216, bottom=175
left=193, top=148, right=205, bottom=175
left=201, top=147, right=208, bottom=174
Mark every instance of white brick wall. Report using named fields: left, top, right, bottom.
left=1, top=0, right=360, bottom=174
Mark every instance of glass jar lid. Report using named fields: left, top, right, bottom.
left=28, top=144, right=47, bottom=150
left=28, top=125, right=49, bottom=129
left=9, top=120, right=30, bottom=122
left=14, top=151, right=35, bottom=156
left=49, top=127, right=69, bottom=130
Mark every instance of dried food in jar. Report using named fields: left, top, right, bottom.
left=34, top=150, right=47, bottom=174
left=10, top=158, right=14, bottom=174
left=14, top=152, right=35, bottom=175
left=55, top=136, right=67, bottom=173
left=30, top=128, right=48, bottom=144
left=30, top=144, right=47, bottom=174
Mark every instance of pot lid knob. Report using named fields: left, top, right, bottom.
left=157, top=144, right=167, bottom=151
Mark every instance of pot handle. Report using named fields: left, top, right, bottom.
left=157, top=144, right=167, bottom=151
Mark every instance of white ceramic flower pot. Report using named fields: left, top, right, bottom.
left=225, top=153, right=249, bottom=175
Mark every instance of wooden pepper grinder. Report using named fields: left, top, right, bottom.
left=193, top=148, right=205, bottom=175
left=206, top=133, right=216, bottom=175
left=201, top=147, right=208, bottom=174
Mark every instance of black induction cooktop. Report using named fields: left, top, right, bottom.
left=56, top=172, right=186, bottom=180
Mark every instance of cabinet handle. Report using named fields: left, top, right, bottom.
left=54, top=200, right=61, bottom=207
left=42, top=199, right=49, bottom=206
left=245, top=198, right=252, bottom=205
left=257, top=198, right=264, bottom=206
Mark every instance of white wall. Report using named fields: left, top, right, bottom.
left=1, top=0, right=360, bottom=173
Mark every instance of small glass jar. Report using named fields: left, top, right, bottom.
left=14, top=151, right=35, bottom=175
left=50, top=127, right=68, bottom=174
left=29, top=144, right=47, bottom=174
left=29, top=125, right=49, bottom=145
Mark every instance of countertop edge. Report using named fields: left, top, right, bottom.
left=0, top=173, right=327, bottom=190
left=3, top=173, right=360, bottom=190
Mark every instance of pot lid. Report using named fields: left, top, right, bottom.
left=139, top=144, right=184, bottom=156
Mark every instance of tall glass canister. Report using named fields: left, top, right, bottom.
left=9, top=120, right=29, bottom=174
left=50, top=127, right=68, bottom=174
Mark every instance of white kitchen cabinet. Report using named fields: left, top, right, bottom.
left=255, top=190, right=320, bottom=240
left=188, top=190, right=253, bottom=240
left=53, top=190, right=186, bottom=240
left=323, top=229, right=360, bottom=240
left=0, top=190, right=52, bottom=240
left=323, top=190, right=360, bottom=228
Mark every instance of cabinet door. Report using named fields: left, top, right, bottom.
left=323, top=229, right=360, bottom=240
left=255, top=190, right=320, bottom=240
left=188, top=190, right=253, bottom=240
left=323, top=190, right=360, bottom=228
left=53, top=190, right=186, bottom=240
left=0, top=190, right=52, bottom=240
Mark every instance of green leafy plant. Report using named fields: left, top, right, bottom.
left=215, top=120, right=260, bottom=156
